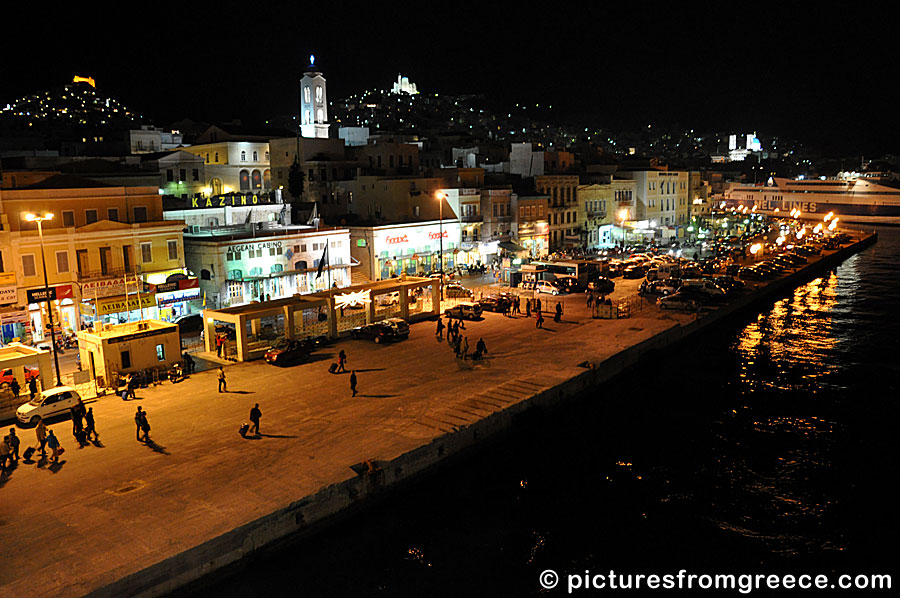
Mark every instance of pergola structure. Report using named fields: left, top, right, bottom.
left=202, top=276, right=440, bottom=361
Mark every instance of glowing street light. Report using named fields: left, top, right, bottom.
left=24, top=212, right=63, bottom=387
left=617, top=208, right=629, bottom=247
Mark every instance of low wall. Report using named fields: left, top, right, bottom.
left=86, top=233, right=877, bottom=598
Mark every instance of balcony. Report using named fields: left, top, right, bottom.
left=77, top=266, right=135, bottom=282
left=460, top=214, right=483, bottom=223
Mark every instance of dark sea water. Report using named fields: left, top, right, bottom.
left=189, top=227, right=898, bottom=597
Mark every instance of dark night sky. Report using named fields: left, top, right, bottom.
left=2, top=2, right=896, bottom=156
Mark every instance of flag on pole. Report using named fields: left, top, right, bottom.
left=202, top=291, right=207, bottom=307
left=316, top=243, right=329, bottom=280
left=307, top=203, right=319, bottom=226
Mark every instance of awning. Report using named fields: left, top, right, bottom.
left=498, top=241, right=527, bottom=253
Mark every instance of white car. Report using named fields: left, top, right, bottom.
left=534, top=280, right=561, bottom=295
left=16, top=386, right=82, bottom=426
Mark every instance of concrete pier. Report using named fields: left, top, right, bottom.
left=0, top=231, right=876, bottom=598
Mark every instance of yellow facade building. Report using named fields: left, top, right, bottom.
left=0, top=174, right=187, bottom=343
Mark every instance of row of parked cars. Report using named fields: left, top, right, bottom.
left=641, top=276, right=746, bottom=310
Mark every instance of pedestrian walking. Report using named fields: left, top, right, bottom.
left=587, top=292, right=594, bottom=308
left=435, top=318, right=445, bottom=339
left=350, top=371, right=358, bottom=397
left=514, top=296, right=521, bottom=315
left=536, top=310, right=544, bottom=328
left=453, top=334, right=462, bottom=357
left=535, top=297, right=542, bottom=313
left=337, top=350, right=347, bottom=373
left=71, top=406, right=85, bottom=445
left=472, top=338, right=487, bottom=360
left=182, top=352, right=195, bottom=375
left=525, top=298, right=531, bottom=317
left=85, top=407, right=98, bottom=441
left=1, top=434, right=12, bottom=471
left=218, top=366, right=227, bottom=393
left=139, top=410, right=151, bottom=443
left=249, top=403, right=262, bottom=435
left=28, top=376, right=38, bottom=401
left=554, top=301, right=562, bottom=323
left=216, top=333, right=224, bottom=358
left=6, top=428, right=19, bottom=462
left=127, top=373, right=137, bottom=400
left=135, top=406, right=144, bottom=441
left=461, top=336, right=469, bottom=360
left=35, top=417, right=48, bottom=458
left=10, top=377, right=20, bottom=398
left=46, top=430, right=62, bottom=463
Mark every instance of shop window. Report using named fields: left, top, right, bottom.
left=228, top=270, right=243, bottom=280
left=156, top=344, right=165, bottom=362
left=294, top=261, right=308, bottom=270
left=121, top=350, right=131, bottom=369
left=271, top=264, right=283, bottom=273
left=249, top=267, right=263, bottom=276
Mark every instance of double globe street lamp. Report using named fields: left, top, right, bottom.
left=25, top=212, right=63, bottom=387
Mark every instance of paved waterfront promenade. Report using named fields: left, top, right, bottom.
left=0, top=233, right=872, bottom=597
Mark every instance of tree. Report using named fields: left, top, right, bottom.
left=288, top=156, right=305, bottom=200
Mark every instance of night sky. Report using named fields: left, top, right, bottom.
left=3, top=3, right=896, bottom=156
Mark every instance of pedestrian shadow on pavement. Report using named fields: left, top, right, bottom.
left=358, top=394, right=397, bottom=398
left=352, top=368, right=386, bottom=373
left=144, top=440, right=170, bottom=455
left=90, top=439, right=106, bottom=449
left=48, top=460, right=66, bottom=473
left=243, top=433, right=298, bottom=440
left=226, top=390, right=254, bottom=394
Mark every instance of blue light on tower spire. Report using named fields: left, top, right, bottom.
left=309, top=54, right=315, bottom=66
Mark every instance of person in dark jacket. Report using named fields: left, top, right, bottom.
left=249, top=403, right=262, bottom=435
left=135, top=406, right=145, bottom=441
left=28, top=376, right=38, bottom=400
left=350, top=371, right=358, bottom=397
left=10, top=377, right=20, bottom=398
left=337, top=350, right=347, bottom=373
left=85, top=407, right=98, bottom=441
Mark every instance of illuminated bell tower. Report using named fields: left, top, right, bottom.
left=299, top=54, right=330, bottom=139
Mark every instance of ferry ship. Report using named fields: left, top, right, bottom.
left=720, top=175, right=900, bottom=225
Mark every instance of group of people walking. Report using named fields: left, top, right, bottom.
left=1, top=416, right=64, bottom=471
left=70, top=398, right=98, bottom=446
left=436, top=315, right=487, bottom=361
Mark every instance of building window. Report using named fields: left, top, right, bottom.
left=227, top=250, right=241, bottom=261
left=134, top=206, right=148, bottom=222
left=108, top=208, right=119, bottom=222
left=141, top=242, right=152, bottom=263
left=166, top=169, right=174, bottom=182
left=85, top=209, right=98, bottom=224
left=167, top=240, right=178, bottom=261
left=121, top=350, right=131, bottom=369
left=200, top=269, right=211, bottom=280
left=156, top=344, right=165, bottom=361
left=241, top=151, right=247, bottom=161
left=22, top=254, right=36, bottom=277
left=62, top=211, right=75, bottom=227
left=304, top=86, right=311, bottom=103
left=252, top=151, right=258, bottom=161
left=179, top=169, right=186, bottom=182
left=315, top=86, right=323, bottom=102
left=56, top=251, right=69, bottom=273
left=192, top=169, right=199, bottom=181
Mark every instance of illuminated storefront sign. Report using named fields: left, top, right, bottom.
left=190, top=193, right=275, bottom=208
left=96, top=294, right=157, bottom=315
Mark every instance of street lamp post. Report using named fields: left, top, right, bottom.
left=26, top=212, right=62, bottom=387
left=618, top=208, right=629, bottom=254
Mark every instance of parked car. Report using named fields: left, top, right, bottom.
left=680, top=279, right=727, bottom=298
left=16, top=386, right=82, bottom=425
left=657, top=293, right=699, bottom=311
left=478, top=294, right=513, bottom=313
left=1, top=366, right=39, bottom=389
left=639, top=279, right=680, bottom=296
left=622, top=264, right=645, bottom=279
left=607, top=262, right=624, bottom=278
left=712, top=276, right=745, bottom=294
left=554, top=276, right=584, bottom=293
left=350, top=318, right=410, bottom=343
left=534, top=280, right=562, bottom=295
left=264, top=339, right=313, bottom=367
left=444, top=301, right=484, bottom=320
left=444, top=284, right=474, bottom=299
left=174, top=313, right=203, bottom=335
left=587, top=277, right=615, bottom=294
